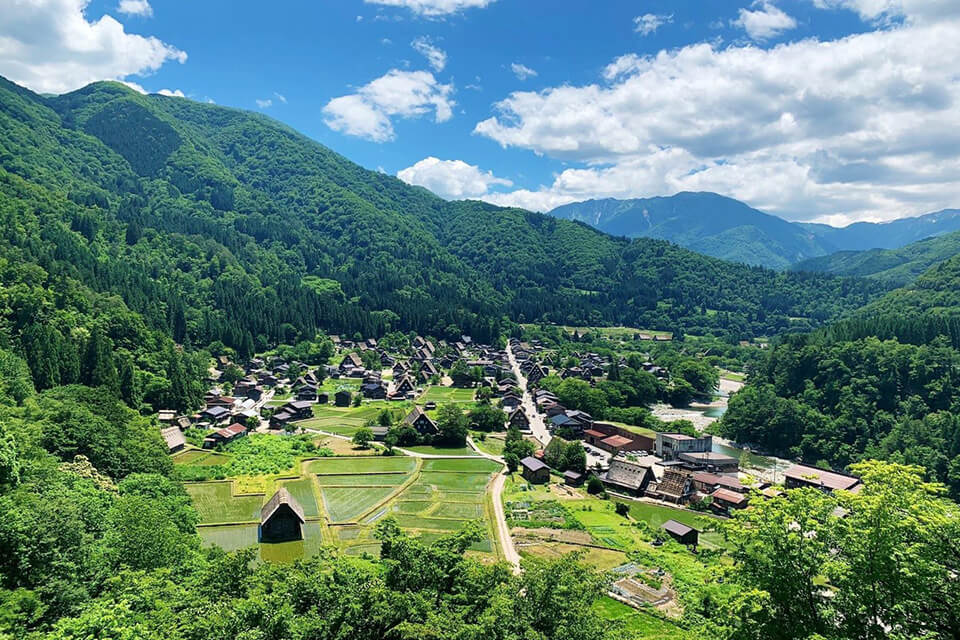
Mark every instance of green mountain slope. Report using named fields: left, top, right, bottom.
left=791, top=230, right=960, bottom=286
left=546, top=192, right=835, bottom=269
left=0, top=76, right=890, bottom=382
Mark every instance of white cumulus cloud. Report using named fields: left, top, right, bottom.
left=510, top=63, right=537, bottom=80
left=397, top=157, right=513, bottom=199
left=323, top=69, right=454, bottom=142
left=156, top=88, right=184, bottom=97
left=474, top=11, right=960, bottom=223
left=0, top=0, right=186, bottom=94
left=634, top=13, right=673, bottom=36
left=411, top=36, right=447, bottom=71
left=733, top=1, right=797, bottom=41
left=256, top=98, right=272, bottom=109
left=117, top=0, right=152, bottom=17
left=364, top=0, right=495, bottom=17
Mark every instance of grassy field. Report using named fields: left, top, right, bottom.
left=172, top=449, right=209, bottom=465
left=421, top=458, right=501, bottom=473
left=321, top=486, right=396, bottom=522
left=404, top=444, right=479, bottom=456
left=471, top=432, right=506, bottom=456
left=308, top=456, right=417, bottom=474
left=278, top=477, right=320, bottom=518
left=419, top=472, right=494, bottom=491
left=418, top=386, right=477, bottom=403
left=315, top=473, right=411, bottom=487
left=185, top=482, right=263, bottom=524
left=592, top=597, right=690, bottom=639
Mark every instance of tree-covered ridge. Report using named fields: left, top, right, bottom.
left=792, top=229, right=960, bottom=286
left=0, top=74, right=888, bottom=398
left=857, top=253, right=960, bottom=318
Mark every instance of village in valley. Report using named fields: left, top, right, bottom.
left=159, top=325, right=859, bottom=636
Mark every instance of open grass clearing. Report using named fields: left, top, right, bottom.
left=591, top=597, right=690, bottom=639
left=308, top=456, right=416, bottom=474
left=519, top=542, right=627, bottom=570
left=321, top=486, right=395, bottom=523
left=172, top=449, right=210, bottom=465
left=198, top=524, right=257, bottom=552
left=315, top=473, right=411, bottom=487
left=429, top=502, right=484, bottom=519
left=419, top=386, right=477, bottom=403
left=471, top=432, right=506, bottom=456
left=419, top=471, right=493, bottom=491
left=421, top=458, right=500, bottom=473
left=186, top=482, right=263, bottom=524
left=404, top=444, right=478, bottom=456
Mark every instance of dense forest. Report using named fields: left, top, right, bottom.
left=0, top=76, right=890, bottom=415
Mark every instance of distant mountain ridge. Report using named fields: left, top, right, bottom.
left=547, top=192, right=833, bottom=269
left=792, top=230, right=960, bottom=286
left=547, top=193, right=960, bottom=271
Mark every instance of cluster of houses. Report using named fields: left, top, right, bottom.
left=157, top=332, right=526, bottom=453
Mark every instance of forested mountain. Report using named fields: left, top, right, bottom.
left=546, top=192, right=834, bottom=269
left=801, top=208, right=960, bottom=252
left=792, top=229, right=960, bottom=285
left=0, top=75, right=889, bottom=408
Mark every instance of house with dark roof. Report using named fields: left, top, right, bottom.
left=200, top=405, right=232, bottom=425
left=280, top=400, right=314, bottom=420
left=259, top=488, right=305, bottom=542
left=393, top=375, right=417, bottom=397
left=603, top=458, right=656, bottom=496
left=563, top=470, right=584, bottom=487
left=508, top=407, right=529, bottom=430
left=661, top=519, right=699, bottom=547
left=520, top=456, right=549, bottom=484
left=334, top=390, right=353, bottom=407
left=403, top=406, right=438, bottom=435
left=361, top=381, right=387, bottom=399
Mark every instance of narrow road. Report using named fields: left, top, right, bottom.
left=506, top=342, right=551, bottom=447
left=489, top=472, right=521, bottom=573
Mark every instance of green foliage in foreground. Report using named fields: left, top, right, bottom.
left=713, top=461, right=960, bottom=640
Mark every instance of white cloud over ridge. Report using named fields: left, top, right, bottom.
left=397, top=157, right=512, bottom=199
left=364, top=0, right=495, bottom=17
left=0, top=0, right=186, bottom=94
left=473, top=8, right=960, bottom=224
left=323, top=69, right=454, bottom=142
left=733, top=2, right=797, bottom=41
left=411, top=36, right=447, bottom=71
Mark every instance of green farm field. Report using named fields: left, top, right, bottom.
left=185, top=482, right=263, bottom=524
left=418, top=386, right=477, bottom=403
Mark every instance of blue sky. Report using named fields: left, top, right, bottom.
left=2, top=0, right=960, bottom=225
